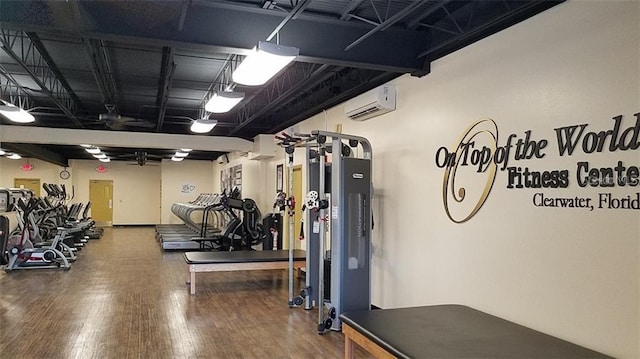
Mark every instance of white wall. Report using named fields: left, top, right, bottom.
left=268, top=1, right=638, bottom=357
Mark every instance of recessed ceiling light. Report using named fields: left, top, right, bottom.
left=174, top=151, right=189, bottom=158
left=171, top=156, right=184, bottom=162
left=86, top=147, right=101, bottom=154
left=7, top=153, right=22, bottom=160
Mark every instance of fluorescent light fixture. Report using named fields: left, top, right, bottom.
left=0, top=149, right=5, bottom=155
left=99, top=157, right=111, bottom=163
left=7, top=153, right=21, bottom=160
left=86, top=147, right=101, bottom=154
left=80, top=144, right=92, bottom=148
left=205, top=91, right=245, bottom=113
left=232, top=41, right=299, bottom=86
left=180, top=148, right=192, bottom=152
left=171, top=156, right=184, bottom=162
left=0, top=100, right=35, bottom=123
left=93, top=153, right=107, bottom=159
left=174, top=151, right=189, bottom=158
left=190, top=118, right=217, bottom=134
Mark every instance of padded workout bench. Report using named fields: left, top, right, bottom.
left=184, top=250, right=306, bottom=294
left=340, top=305, right=611, bottom=359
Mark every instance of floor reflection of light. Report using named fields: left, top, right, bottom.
left=164, top=290, right=200, bottom=358
left=0, top=296, right=27, bottom=321
left=64, top=292, right=112, bottom=358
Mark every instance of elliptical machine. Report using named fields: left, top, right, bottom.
left=2, top=198, right=72, bottom=271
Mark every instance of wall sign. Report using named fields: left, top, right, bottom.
left=96, top=165, right=108, bottom=173
left=435, top=112, right=640, bottom=223
left=21, top=163, right=33, bottom=171
left=181, top=182, right=196, bottom=194
left=276, top=164, right=284, bottom=192
left=220, top=164, right=242, bottom=195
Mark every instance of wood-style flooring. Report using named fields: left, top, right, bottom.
left=0, top=227, right=372, bottom=359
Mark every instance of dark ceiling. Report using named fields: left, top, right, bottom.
left=0, top=0, right=563, bottom=166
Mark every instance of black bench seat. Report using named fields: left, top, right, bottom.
left=340, top=304, right=612, bottom=359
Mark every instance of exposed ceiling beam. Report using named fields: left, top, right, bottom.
left=416, top=0, right=563, bottom=59
left=2, top=143, right=69, bottom=167
left=0, top=29, right=84, bottom=127
left=340, top=0, right=366, bottom=20
left=344, top=0, right=429, bottom=51
left=156, top=47, right=176, bottom=132
left=266, top=0, right=313, bottom=41
left=178, top=0, right=190, bottom=32
left=198, top=54, right=238, bottom=119
left=0, top=64, right=34, bottom=110
left=0, top=126, right=254, bottom=153
left=84, top=38, right=119, bottom=113
left=408, top=0, right=451, bottom=29
left=0, top=0, right=428, bottom=73
left=229, top=64, right=332, bottom=136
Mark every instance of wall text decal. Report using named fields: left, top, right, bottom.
left=435, top=113, right=640, bottom=222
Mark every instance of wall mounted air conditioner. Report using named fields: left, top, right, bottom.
left=344, top=85, right=396, bottom=121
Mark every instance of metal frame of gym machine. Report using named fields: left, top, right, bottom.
left=281, top=130, right=372, bottom=334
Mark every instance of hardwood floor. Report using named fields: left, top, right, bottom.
left=0, top=227, right=372, bottom=359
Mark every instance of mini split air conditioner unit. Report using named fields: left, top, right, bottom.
left=344, top=85, right=396, bottom=121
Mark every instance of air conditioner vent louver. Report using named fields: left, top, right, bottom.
left=349, top=106, right=385, bottom=120
left=344, top=85, right=396, bottom=121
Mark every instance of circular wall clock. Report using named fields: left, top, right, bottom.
left=59, top=169, right=70, bottom=180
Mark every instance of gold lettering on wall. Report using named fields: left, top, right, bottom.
left=442, top=119, right=498, bottom=223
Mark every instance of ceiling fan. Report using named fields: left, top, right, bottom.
left=118, top=151, right=163, bottom=166
left=98, top=104, right=156, bottom=130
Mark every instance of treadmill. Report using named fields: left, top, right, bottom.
left=159, top=195, right=223, bottom=250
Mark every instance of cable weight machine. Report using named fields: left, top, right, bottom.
left=272, top=135, right=300, bottom=307
left=276, top=130, right=373, bottom=334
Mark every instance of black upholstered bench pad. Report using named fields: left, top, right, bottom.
left=340, top=304, right=611, bottom=359
left=184, top=250, right=306, bottom=264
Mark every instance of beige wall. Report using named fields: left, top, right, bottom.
left=0, top=157, right=162, bottom=224
left=160, top=159, right=214, bottom=224
left=0, top=157, right=66, bottom=191
left=70, top=159, right=161, bottom=225
left=281, top=2, right=639, bottom=357
left=213, top=152, right=281, bottom=218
